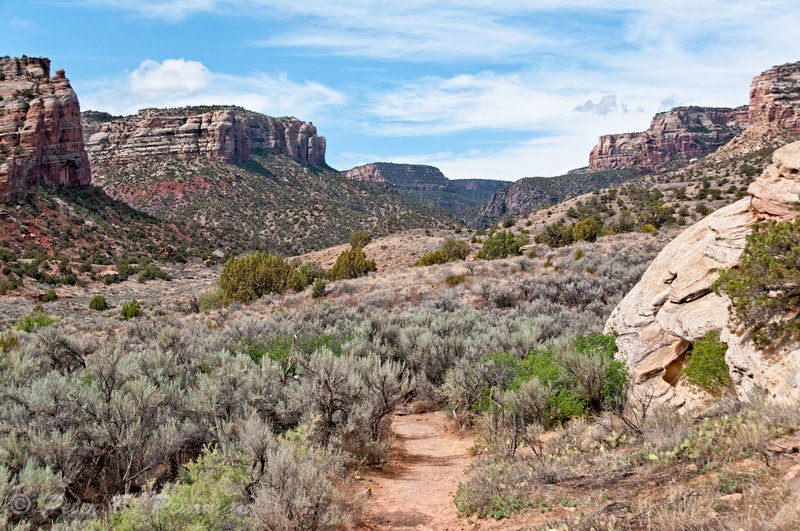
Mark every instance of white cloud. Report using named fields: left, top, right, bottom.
left=80, top=58, right=345, bottom=119
left=574, top=95, right=617, bottom=116
left=127, top=59, right=212, bottom=100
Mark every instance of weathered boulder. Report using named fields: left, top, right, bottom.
left=605, top=141, right=800, bottom=407
left=0, top=57, right=91, bottom=203
left=82, top=107, right=326, bottom=167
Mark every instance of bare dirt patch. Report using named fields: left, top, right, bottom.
left=362, top=411, right=475, bottom=530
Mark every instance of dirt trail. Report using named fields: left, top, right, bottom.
left=362, top=411, right=476, bottom=530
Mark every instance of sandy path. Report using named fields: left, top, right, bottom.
left=362, top=411, right=476, bottom=530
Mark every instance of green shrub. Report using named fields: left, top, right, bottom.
left=350, top=230, right=372, bottom=249
left=121, top=298, right=141, bottom=320
left=330, top=247, right=376, bottom=281
left=89, top=294, right=110, bottom=311
left=41, top=289, right=58, bottom=303
left=534, top=220, right=574, bottom=248
left=114, top=256, right=135, bottom=281
left=476, top=231, right=528, bottom=260
left=0, top=329, right=18, bottom=352
left=219, top=252, right=293, bottom=304
left=502, top=217, right=515, bottom=228
left=288, top=261, right=328, bottom=291
left=311, top=278, right=327, bottom=298
left=16, top=306, right=56, bottom=332
left=512, top=334, right=626, bottom=425
left=137, top=262, right=171, bottom=283
left=572, top=216, right=603, bottom=242
left=197, top=288, right=224, bottom=312
left=714, top=218, right=800, bottom=348
left=640, top=223, right=658, bottom=235
left=415, top=238, right=471, bottom=266
left=445, top=274, right=465, bottom=286
left=107, top=448, right=249, bottom=530
left=682, top=332, right=731, bottom=394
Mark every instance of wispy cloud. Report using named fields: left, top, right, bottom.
left=9, top=17, right=45, bottom=33
left=80, top=58, right=345, bottom=119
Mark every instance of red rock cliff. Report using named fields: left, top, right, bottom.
left=588, top=106, right=749, bottom=171
left=82, top=107, right=326, bottom=167
left=0, top=57, right=91, bottom=203
left=749, top=61, right=800, bottom=131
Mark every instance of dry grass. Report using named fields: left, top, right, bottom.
left=459, top=398, right=800, bottom=531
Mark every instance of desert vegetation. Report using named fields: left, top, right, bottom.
left=0, top=229, right=662, bottom=529
left=715, top=217, right=800, bottom=347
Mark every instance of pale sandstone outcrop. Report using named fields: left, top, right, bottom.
left=605, top=141, right=800, bottom=407
left=0, top=57, right=91, bottom=202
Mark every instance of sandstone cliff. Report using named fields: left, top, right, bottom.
left=588, top=106, right=749, bottom=171
left=749, top=60, right=800, bottom=131
left=605, top=141, right=800, bottom=407
left=82, top=106, right=326, bottom=167
left=0, top=57, right=91, bottom=203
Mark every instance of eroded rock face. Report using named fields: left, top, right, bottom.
left=749, top=61, right=800, bottom=131
left=588, top=106, right=749, bottom=171
left=81, top=107, right=326, bottom=167
left=0, top=57, right=91, bottom=203
left=605, top=141, right=800, bottom=407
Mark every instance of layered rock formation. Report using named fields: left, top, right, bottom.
left=749, top=61, right=800, bottom=131
left=0, top=57, right=91, bottom=203
left=82, top=107, right=326, bottom=167
left=588, top=106, right=749, bottom=171
left=605, top=141, right=800, bottom=407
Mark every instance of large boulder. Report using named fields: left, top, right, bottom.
left=605, top=141, right=800, bottom=407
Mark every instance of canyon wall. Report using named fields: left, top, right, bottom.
left=588, top=106, right=749, bottom=171
left=82, top=107, right=326, bottom=167
left=0, top=57, right=91, bottom=202
left=748, top=60, right=800, bottom=131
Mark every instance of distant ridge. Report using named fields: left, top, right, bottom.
left=344, top=162, right=509, bottom=220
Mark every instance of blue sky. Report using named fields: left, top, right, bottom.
left=2, top=1, right=799, bottom=180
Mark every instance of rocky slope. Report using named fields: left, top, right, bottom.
left=473, top=167, right=641, bottom=228
left=91, top=151, right=454, bottom=256
left=344, top=162, right=509, bottom=221
left=605, top=141, right=800, bottom=408
left=0, top=57, right=91, bottom=203
left=588, top=106, right=749, bottom=171
left=82, top=106, right=326, bottom=167
left=345, top=162, right=449, bottom=190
